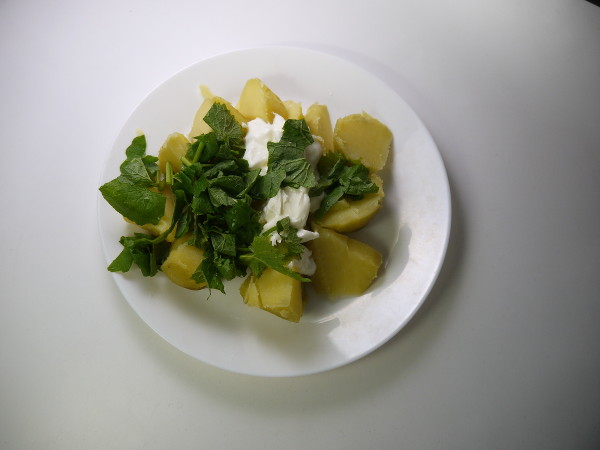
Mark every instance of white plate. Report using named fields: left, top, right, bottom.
left=97, top=47, right=451, bottom=377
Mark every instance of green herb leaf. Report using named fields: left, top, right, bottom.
left=313, top=151, right=379, bottom=220
left=267, top=119, right=317, bottom=190
left=211, top=232, right=237, bottom=257
left=243, top=234, right=309, bottom=282
left=203, top=103, right=245, bottom=156
left=125, top=135, right=147, bottom=160
left=99, top=176, right=166, bottom=225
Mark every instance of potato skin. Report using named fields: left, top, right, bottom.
left=307, top=225, right=382, bottom=298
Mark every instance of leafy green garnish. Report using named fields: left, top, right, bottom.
left=311, top=151, right=379, bottom=219
left=99, top=135, right=166, bottom=226
left=102, top=104, right=320, bottom=293
left=241, top=218, right=309, bottom=282
left=249, top=119, right=317, bottom=200
left=100, top=103, right=382, bottom=296
left=267, top=119, right=317, bottom=191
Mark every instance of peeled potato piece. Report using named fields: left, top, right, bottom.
left=304, top=103, right=334, bottom=152
left=333, top=112, right=392, bottom=171
left=236, top=78, right=289, bottom=123
left=307, top=225, right=382, bottom=298
left=240, top=269, right=303, bottom=322
left=161, top=235, right=207, bottom=290
left=158, top=132, right=190, bottom=174
left=317, top=174, right=384, bottom=232
left=284, top=100, right=303, bottom=119
left=189, top=96, right=247, bottom=139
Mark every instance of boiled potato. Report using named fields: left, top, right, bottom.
left=125, top=186, right=177, bottom=242
left=304, top=103, right=334, bottom=152
left=158, top=132, right=190, bottom=174
left=284, top=100, right=303, bottom=119
left=236, top=78, right=289, bottom=123
left=189, top=96, right=247, bottom=139
left=317, top=174, right=384, bottom=232
left=307, top=225, right=382, bottom=297
left=333, top=112, right=392, bottom=171
left=240, top=268, right=303, bottom=322
left=161, top=234, right=207, bottom=290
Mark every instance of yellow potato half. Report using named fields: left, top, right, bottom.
left=305, top=103, right=334, bottom=152
left=333, top=112, right=392, bottom=171
left=317, top=174, right=384, bottom=232
left=240, top=269, right=303, bottom=322
left=307, top=225, right=382, bottom=298
left=236, top=78, right=289, bottom=123
left=161, top=235, right=207, bottom=290
left=189, top=96, right=247, bottom=139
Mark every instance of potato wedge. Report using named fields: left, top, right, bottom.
left=158, top=132, right=190, bottom=174
left=240, top=269, right=303, bottom=322
left=317, top=174, right=384, bottom=232
left=236, top=78, right=289, bottom=123
left=284, top=100, right=303, bottom=119
left=307, top=225, right=382, bottom=297
left=304, top=103, right=334, bottom=152
left=189, top=96, right=247, bottom=139
left=333, top=112, right=392, bottom=171
left=161, top=235, right=207, bottom=290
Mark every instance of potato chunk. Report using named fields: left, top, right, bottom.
left=333, top=112, right=392, bottom=171
left=189, top=96, right=247, bottom=139
left=158, top=132, right=190, bottom=174
left=236, top=78, right=289, bottom=123
left=161, top=235, right=207, bottom=290
left=284, top=100, right=303, bottom=119
left=304, top=103, right=334, bottom=152
left=307, top=225, right=382, bottom=297
left=240, top=269, right=303, bottom=322
left=317, top=174, right=384, bottom=232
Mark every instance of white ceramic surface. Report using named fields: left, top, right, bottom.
left=97, top=47, right=451, bottom=377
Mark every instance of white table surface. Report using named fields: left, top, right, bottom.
left=1, top=1, right=599, bottom=448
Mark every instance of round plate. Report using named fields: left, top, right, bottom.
left=97, top=47, right=451, bottom=377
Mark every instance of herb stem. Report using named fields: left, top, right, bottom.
left=192, top=142, right=205, bottom=164
left=165, top=161, right=174, bottom=185
left=181, top=156, right=192, bottom=167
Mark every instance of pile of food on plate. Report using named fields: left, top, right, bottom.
left=100, top=78, right=393, bottom=322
